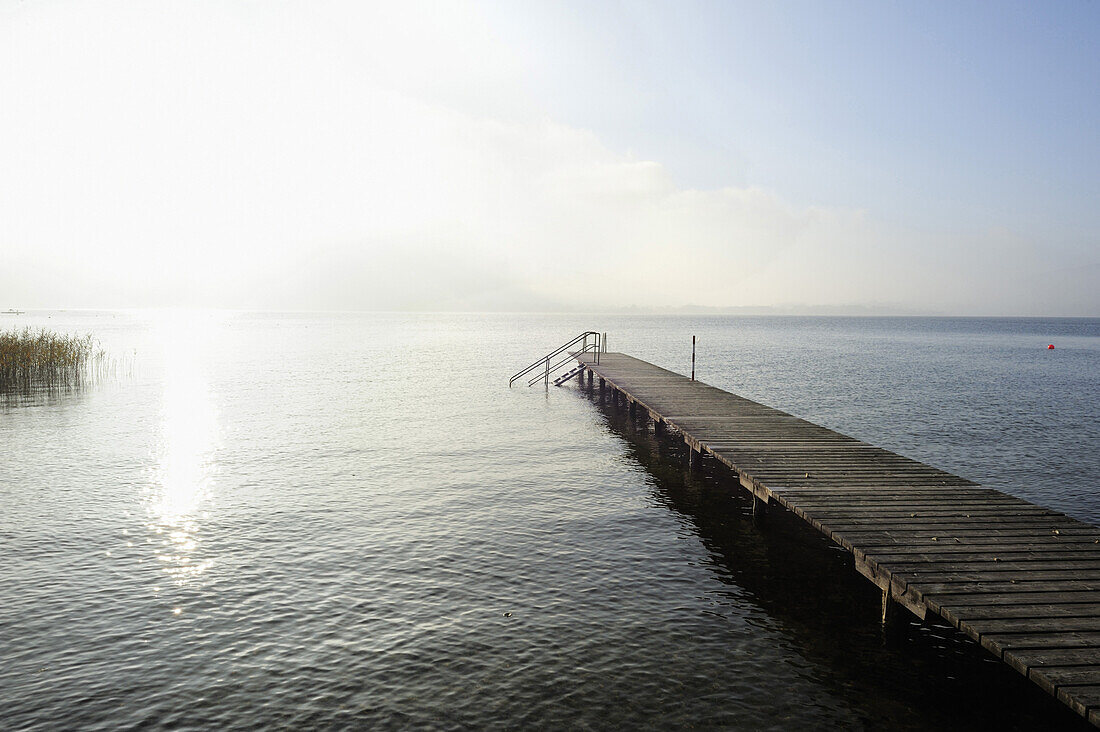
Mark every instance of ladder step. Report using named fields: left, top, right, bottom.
left=552, top=365, right=586, bottom=386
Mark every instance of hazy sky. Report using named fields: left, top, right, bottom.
left=1, top=0, right=1097, bottom=314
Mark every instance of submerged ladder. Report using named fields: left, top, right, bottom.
left=509, top=331, right=603, bottom=388
left=552, top=364, right=586, bottom=387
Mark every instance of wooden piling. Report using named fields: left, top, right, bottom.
left=574, top=351, right=1100, bottom=726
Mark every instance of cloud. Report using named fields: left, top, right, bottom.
left=0, top=1, right=1095, bottom=315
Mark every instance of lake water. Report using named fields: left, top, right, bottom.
left=2, top=311, right=1098, bottom=730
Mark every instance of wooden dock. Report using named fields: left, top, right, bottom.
left=575, top=351, right=1100, bottom=725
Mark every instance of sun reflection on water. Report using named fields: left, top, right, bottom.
left=144, top=311, right=221, bottom=586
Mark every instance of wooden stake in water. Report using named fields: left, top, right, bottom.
left=691, top=335, right=696, bottom=381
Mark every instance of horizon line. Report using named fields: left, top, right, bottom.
left=3, top=307, right=1099, bottom=319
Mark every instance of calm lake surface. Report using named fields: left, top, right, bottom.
left=2, top=312, right=1098, bottom=730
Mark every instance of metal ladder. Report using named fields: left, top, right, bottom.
left=509, top=331, right=602, bottom=388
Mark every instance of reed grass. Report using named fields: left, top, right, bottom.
left=0, top=327, right=106, bottom=392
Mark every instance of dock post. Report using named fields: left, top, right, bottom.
left=752, top=493, right=768, bottom=518
left=654, top=418, right=664, bottom=436
left=881, top=590, right=896, bottom=625
left=687, top=445, right=701, bottom=470
left=587, top=370, right=593, bottom=387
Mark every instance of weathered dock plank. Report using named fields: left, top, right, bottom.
left=575, top=351, right=1100, bottom=726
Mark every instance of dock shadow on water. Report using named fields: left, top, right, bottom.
left=581, top=380, right=1090, bottom=731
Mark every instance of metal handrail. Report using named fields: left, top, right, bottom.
left=510, top=331, right=598, bottom=383
left=527, top=351, right=586, bottom=387
left=509, top=331, right=601, bottom=387
left=526, top=344, right=601, bottom=388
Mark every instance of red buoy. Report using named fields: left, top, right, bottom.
left=1048, top=344, right=1055, bottom=349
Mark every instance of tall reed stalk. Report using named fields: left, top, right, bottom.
left=0, top=327, right=106, bottom=392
